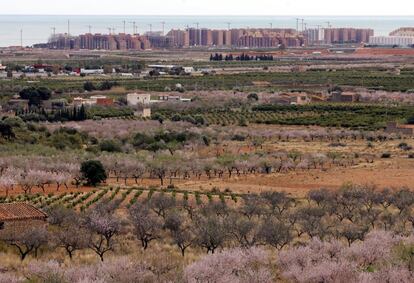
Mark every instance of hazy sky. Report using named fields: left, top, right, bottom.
left=2, top=0, right=414, bottom=15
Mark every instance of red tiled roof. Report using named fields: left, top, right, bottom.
left=398, top=124, right=414, bottom=129
left=0, top=203, right=47, bottom=222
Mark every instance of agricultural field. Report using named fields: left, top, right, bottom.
left=2, top=50, right=414, bottom=282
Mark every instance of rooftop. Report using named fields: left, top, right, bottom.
left=0, top=203, right=47, bottom=222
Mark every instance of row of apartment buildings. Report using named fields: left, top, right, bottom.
left=369, top=27, right=414, bottom=47
left=47, top=27, right=375, bottom=50
left=49, top=33, right=151, bottom=50
left=165, top=28, right=303, bottom=48
left=305, top=28, right=374, bottom=45
left=48, top=28, right=305, bottom=50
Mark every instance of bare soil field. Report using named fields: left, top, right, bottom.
left=177, top=158, right=414, bottom=197
left=4, top=156, right=412, bottom=198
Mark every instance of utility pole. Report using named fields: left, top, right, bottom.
left=161, top=21, right=165, bottom=35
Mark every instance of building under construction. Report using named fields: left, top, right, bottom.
left=46, top=27, right=309, bottom=50
left=48, top=33, right=150, bottom=50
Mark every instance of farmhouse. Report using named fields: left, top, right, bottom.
left=0, top=203, right=48, bottom=237
left=330, top=91, right=359, bottom=103
left=385, top=122, right=414, bottom=135
left=134, top=108, right=152, bottom=118
left=127, top=93, right=152, bottom=105
left=290, top=93, right=311, bottom=105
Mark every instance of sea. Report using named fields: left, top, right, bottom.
left=0, top=15, right=414, bottom=47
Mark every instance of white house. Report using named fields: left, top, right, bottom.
left=0, top=62, right=6, bottom=72
left=127, top=93, right=151, bottom=105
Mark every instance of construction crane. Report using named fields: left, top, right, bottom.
left=148, top=24, right=153, bottom=33
left=295, top=18, right=300, bottom=33
left=51, top=27, right=56, bottom=37
left=226, top=22, right=231, bottom=30
left=129, top=21, right=137, bottom=34
left=194, top=22, right=200, bottom=45
left=325, top=21, right=332, bottom=28
left=107, top=27, right=116, bottom=35
left=86, top=25, right=92, bottom=33
left=160, top=21, right=166, bottom=35
left=122, top=20, right=126, bottom=34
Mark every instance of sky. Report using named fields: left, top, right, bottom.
left=2, top=0, right=414, bottom=15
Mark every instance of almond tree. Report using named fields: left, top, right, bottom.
left=83, top=205, right=121, bottom=261
left=194, top=215, right=227, bottom=254
left=129, top=203, right=162, bottom=250
left=0, top=167, right=18, bottom=196
left=4, top=226, right=49, bottom=261
left=164, top=212, right=194, bottom=256
left=184, top=247, right=273, bottom=283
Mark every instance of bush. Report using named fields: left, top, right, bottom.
left=194, top=115, right=205, bottom=125
left=171, top=114, right=182, bottom=121
left=83, top=81, right=96, bottom=91
left=247, top=93, right=259, bottom=101
left=99, top=139, right=122, bottom=152
left=398, top=142, right=412, bottom=151
left=381, top=152, right=391, bottom=158
left=80, top=160, right=107, bottom=186
left=231, top=134, right=246, bottom=141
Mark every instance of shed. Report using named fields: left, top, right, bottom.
left=0, top=203, right=47, bottom=234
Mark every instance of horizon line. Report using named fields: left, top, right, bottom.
left=1, top=14, right=414, bottom=17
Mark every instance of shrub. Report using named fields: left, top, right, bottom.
left=247, top=93, right=259, bottom=101
left=99, top=139, right=122, bottom=152
left=194, top=115, right=205, bottom=125
left=83, top=81, right=96, bottom=91
left=381, top=152, right=391, bottom=158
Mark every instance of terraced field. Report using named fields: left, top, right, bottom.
left=0, top=186, right=242, bottom=211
